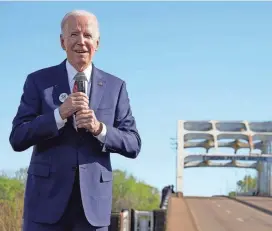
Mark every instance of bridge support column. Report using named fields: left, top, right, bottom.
left=257, top=141, right=272, bottom=196
left=176, top=121, right=184, bottom=195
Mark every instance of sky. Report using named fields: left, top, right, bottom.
left=1, top=1, right=272, bottom=196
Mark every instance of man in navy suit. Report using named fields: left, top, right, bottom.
left=9, top=10, right=141, bottom=231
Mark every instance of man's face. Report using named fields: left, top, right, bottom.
left=60, top=15, right=99, bottom=71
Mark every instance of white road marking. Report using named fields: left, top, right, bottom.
left=189, top=208, right=203, bottom=231
left=236, top=218, right=244, bottom=222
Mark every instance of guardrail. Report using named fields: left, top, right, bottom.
left=160, top=190, right=172, bottom=209
left=110, top=209, right=166, bottom=231
left=132, top=210, right=154, bottom=231
left=160, top=186, right=174, bottom=210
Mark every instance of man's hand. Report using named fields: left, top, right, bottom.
left=75, top=109, right=103, bottom=136
left=59, top=92, right=89, bottom=120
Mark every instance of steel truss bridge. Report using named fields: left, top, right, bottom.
left=176, top=120, right=272, bottom=196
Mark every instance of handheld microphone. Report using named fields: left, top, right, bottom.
left=74, top=73, right=86, bottom=93
left=74, top=73, right=87, bottom=133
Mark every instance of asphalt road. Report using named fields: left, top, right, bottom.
left=185, top=197, right=272, bottom=231
left=166, top=197, right=198, bottom=231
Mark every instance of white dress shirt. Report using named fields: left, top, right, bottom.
left=53, top=60, right=107, bottom=143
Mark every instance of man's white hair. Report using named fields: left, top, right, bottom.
left=61, top=10, right=100, bottom=40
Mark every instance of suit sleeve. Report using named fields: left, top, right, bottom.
left=103, top=81, right=141, bottom=158
left=9, top=74, right=59, bottom=152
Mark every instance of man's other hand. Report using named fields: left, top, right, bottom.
left=59, top=92, right=89, bottom=120
left=75, top=109, right=103, bottom=135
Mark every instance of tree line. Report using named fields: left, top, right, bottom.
left=0, top=168, right=160, bottom=231
left=228, top=175, right=257, bottom=197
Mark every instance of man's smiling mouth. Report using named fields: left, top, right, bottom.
left=75, top=50, right=88, bottom=53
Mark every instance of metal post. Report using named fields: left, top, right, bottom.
left=120, top=210, right=130, bottom=231
left=134, top=211, right=137, bottom=231
left=150, top=212, right=154, bottom=231
left=176, top=120, right=184, bottom=194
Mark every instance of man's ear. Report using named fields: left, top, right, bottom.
left=60, top=34, right=66, bottom=50
left=95, top=37, right=100, bottom=51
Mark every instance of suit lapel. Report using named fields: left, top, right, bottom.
left=90, top=65, right=106, bottom=112
left=52, top=60, right=71, bottom=106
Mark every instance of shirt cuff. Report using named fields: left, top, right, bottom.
left=54, top=108, right=67, bottom=130
left=94, top=123, right=107, bottom=143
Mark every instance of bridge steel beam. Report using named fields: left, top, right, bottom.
left=176, top=120, right=272, bottom=196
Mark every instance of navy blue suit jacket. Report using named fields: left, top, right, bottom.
left=9, top=60, right=141, bottom=227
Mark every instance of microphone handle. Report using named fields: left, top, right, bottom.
left=77, top=80, right=86, bottom=93
left=75, top=80, right=87, bottom=134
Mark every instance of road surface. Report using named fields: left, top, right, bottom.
left=186, top=197, right=272, bottom=231
left=166, top=196, right=197, bottom=231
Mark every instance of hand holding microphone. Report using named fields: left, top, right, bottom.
left=59, top=72, right=102, bottom=135
left=59, top=92, right=89, bottom=120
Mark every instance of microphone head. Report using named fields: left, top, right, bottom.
left=74, top=72, right=87, bottom=82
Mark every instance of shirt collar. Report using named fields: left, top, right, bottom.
left=66, top=60, right=92, bottom=83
